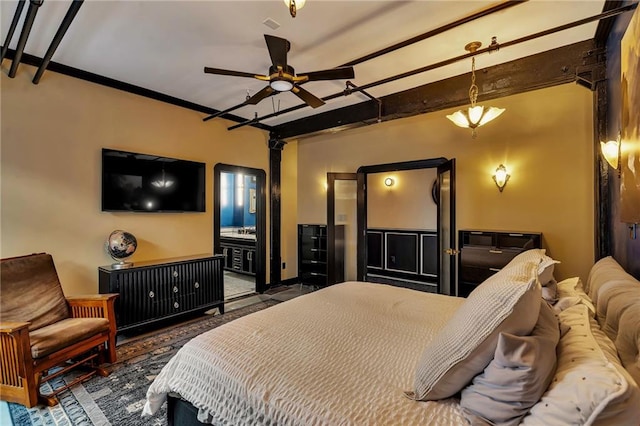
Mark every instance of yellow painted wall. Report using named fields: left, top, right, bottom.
left=367, top=168, right=437, bottom=230
left=294, top=83, right=594, bottom=282
left=1, top=65, right=270, bottom=295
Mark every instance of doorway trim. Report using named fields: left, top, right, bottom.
left=327, top=173, right=358, bottom=284
left=213, top=163, right=267, bottom=293
left=356, top=157, right=449, bottom=284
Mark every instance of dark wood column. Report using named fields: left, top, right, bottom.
left=268, top=134, right=286, bottom=286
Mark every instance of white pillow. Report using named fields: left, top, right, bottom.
left=461, top=299, right=560, bottom=426
left=521, top=304, right=640, bottom=425
left=554, top=277, right=595, bottom=315
left=538, top=255, right=560, bottom=286
left=407, top=260, right=541, bottom=401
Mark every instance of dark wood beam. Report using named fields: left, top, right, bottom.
left=8, top=0, right=42, bottom=78
left=272, top=40, right=596, bottom=140
left=33, top=0, right=84, bottom=84
left=268, top=135, right=286, bottom=287
left=0, top=0, right=26, bottom=63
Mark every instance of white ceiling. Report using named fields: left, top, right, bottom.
left=1, top=0, right=606, bottom=128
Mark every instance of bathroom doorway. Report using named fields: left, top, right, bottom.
left=213, top=164, right=267, bottom=299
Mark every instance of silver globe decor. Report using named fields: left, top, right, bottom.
left=105, top=230, right=138, bottom=269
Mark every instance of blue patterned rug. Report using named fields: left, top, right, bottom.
left=8, top=300, right=280, bottom=426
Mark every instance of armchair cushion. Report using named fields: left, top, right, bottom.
left=0, top=253, right=69, bottom=331
left=29, top=317, right=110, bottom=359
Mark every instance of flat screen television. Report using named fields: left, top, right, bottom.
left=101, top=148, right=206, bottom=212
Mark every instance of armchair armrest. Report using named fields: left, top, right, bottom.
left=66, top=293, right=119, bottom=364
left=66, top=294, right=118, bottom=319
left=0, top=321, right=31, bottom=333
left=0, top=320, right=34, bottom=391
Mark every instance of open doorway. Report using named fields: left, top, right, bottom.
left=213, top=164, right=267, bottom=300
left=354, top=158, right=457, bottom=295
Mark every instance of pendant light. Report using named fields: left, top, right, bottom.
left=446, top=41, right=505, bottom=138
left=284, top=0, right=306, bottom=18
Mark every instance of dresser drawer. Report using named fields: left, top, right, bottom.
left=460, top=265, right=498, bottom=284
left=460, top=247, right=520, bottom=268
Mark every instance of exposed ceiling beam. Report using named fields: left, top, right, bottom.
left=202, top=0, right=525, bottom=124
left=272, top=40, right=596, bottom=140
left=0, top=0, right=26, bottom=63
left=236, top=3, right=636, bottom=133
left=8, top=0, right=43, bottom=78
left=33, top=0, right=84, bottom=84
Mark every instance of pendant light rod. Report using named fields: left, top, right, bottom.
left=228, top=3, right=636, bottom=131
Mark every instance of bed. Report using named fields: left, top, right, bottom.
left=143, top=250, right=640, bottom=425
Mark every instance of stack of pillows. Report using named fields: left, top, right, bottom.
left=406, top=248, right=640, bottom=425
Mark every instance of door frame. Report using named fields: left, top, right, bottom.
left=355, top=158, right=450, bottom=289
left=213, top=163, right=267, bottom=293
left=437, top=159, right=456, bottom=296
left=327, top=173, right=358, bottom=284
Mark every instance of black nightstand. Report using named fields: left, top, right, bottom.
left=457, top=230, right=542, bottom=297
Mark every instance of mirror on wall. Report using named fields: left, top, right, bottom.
left=214, top=164, right=266, bottom=299
left=327, top=173, right=358, bottom=284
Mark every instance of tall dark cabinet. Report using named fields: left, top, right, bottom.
left=457, top=230, right=542, bottom=297
left=298, top=224, right=345, bottom=287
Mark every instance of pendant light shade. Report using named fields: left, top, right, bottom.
left=446, top=41, right=505, bottom=137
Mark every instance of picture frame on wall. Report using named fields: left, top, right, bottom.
left=620, top=6, right=640, bottom=224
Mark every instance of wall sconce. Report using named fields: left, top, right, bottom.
left=446, top=40, right=505, bottom=138
left=600, top=132, right=621, bottom=176
left=492, top=164, right=510, bottom=192
left=284, top=0, right=306, bottom=17
left=384, top=177, right=395, bottom=187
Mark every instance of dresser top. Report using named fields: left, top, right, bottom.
left=99, top=253, right=223, bottom=272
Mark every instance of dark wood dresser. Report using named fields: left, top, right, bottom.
left=457, top=230, right=542, bottom=297
left=298, top=224, right=344, bottom=287
left=99, top=254, right=224, bottom=333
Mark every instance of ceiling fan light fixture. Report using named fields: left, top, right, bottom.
left=270, top=79, right=294, bottom=92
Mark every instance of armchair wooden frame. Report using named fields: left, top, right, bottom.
left=0, top=294, right=118, bottom=408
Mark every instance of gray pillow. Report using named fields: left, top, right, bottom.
left=407, top=259, right=542, bottom=401
left=460, top=299, right=560, bottom=426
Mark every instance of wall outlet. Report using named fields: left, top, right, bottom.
left=282, top=262, right=286, bottom=269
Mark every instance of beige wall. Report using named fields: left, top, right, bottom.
left=1, top=66, right=270, bottom=295
left=367, top=168, right=437, bottom=230
left=294, top=83, right=594, bottom=282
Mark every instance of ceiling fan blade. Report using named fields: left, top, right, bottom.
left=246, top=85, right=275, bottom=105
left=204, top=67, right=260, bottom=79
left=299, top=66, right=355, bottom=81
left=264, top=34, right=289, bottom=69
left=291, top=85, right=325, bottom=108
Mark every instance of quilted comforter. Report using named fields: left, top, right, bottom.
left=143, top=281, right=468, bottom=424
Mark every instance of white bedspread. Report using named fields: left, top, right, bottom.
left=143, top=281, right=468, bottom=425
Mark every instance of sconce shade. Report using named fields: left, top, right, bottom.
left=600, top=140, right=620, bottom=170
left=384, top=177, right=395, bottom=187
left=492, top=164, right=510, bottom=192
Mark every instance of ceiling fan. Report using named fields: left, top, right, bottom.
left=204, top=34, right=355, bottom=109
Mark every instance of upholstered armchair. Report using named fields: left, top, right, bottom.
left=0, top=253, right=118, bottom=408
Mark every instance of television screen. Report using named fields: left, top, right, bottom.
left=101, top=148, right=205, bottom=212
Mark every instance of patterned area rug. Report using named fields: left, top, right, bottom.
left=8, top=300, right=280, bottom=426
